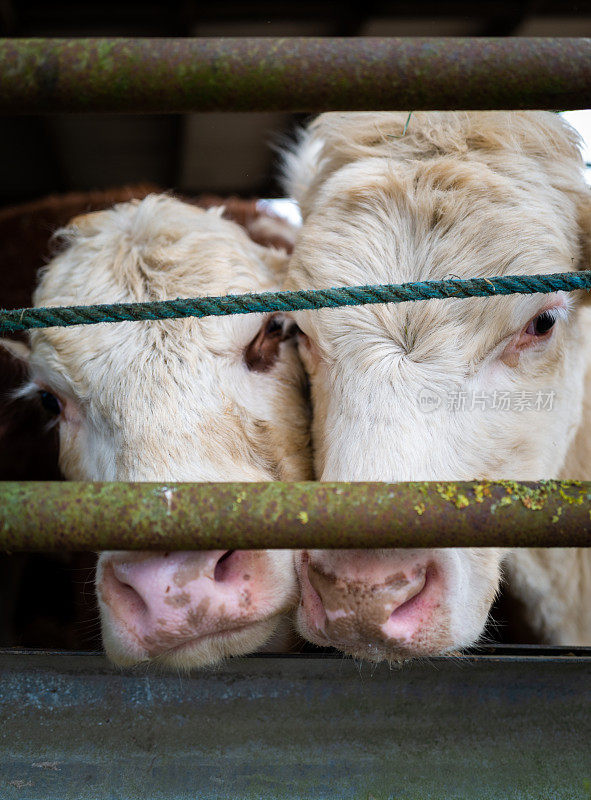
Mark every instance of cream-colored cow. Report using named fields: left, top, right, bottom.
left=3, top=194, right=311, bottom=668
left=283, top=111, right=591, bottom=661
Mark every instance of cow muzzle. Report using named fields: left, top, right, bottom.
left=296, top=550, right=452, bottom=661
left=97, top=549, right=295, bottom=667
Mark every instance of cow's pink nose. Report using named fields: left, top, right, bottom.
left=102, top=551, right=259, bottom=656
left=110, top=549, right=232, bottom=611
left=300, top=553, right=436, bottom=656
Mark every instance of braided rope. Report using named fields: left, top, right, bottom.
left=2, top=271, right=590, bottom=335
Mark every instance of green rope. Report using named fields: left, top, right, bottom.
left=1, top=271, right=590, bottom=335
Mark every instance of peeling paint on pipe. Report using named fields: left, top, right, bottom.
left=0, top=480, right=589, bottom=550
left=0, top=37, right=589, bottom=113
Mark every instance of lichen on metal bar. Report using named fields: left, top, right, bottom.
left=0, top=37, right=589, bottom=113
left=0, top=480, right=589, bottom=551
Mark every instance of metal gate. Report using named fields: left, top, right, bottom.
left=1, top=36, right=590, bottom=800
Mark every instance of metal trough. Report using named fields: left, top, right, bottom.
left=1, top=648, right=590, bottom=800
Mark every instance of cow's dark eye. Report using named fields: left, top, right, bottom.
left=526, top=311, right=557, bottom=337
left=39, top=390, right=61, bottom=416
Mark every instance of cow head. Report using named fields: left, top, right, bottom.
left=284, top=111, right=591, bottom=660
left=4, top=195, right=312, bottom=668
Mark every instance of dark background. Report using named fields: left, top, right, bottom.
left=1, top=1, right=590, bottom=207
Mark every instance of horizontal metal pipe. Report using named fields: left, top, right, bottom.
left=0, top=480, right=589, bottom=551
left=0, top=37, right=589, bottom=114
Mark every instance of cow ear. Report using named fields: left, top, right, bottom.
left=280, top=127, right=326, bottom=221
left=244, top=314, right=297, bottom=373
left=245, top=213, right=298, bottom=255
left=0, top=338, right=31, bottom=364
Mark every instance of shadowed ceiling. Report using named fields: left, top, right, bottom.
left=0, top=1, right=589, bottom=206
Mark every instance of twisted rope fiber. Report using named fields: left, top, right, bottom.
left=2, top=271, right=591, bottom=334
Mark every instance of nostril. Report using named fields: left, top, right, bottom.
left=388, top=567, right=430, bottom=620
left=107, top=563, right=149, bottom=616
left=118, top=581, right=149, bottom=616
left=214, top=550, right=235, bottom=583
left=303, top=559, right=329, bottom=630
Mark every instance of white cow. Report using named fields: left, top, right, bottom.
left=3, top=194, right=312, bottom=668
left=283, top=111, right=591, bottom=660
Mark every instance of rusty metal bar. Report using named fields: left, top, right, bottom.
left=0, top=37, right=589, bottom=114
left=0, top=480, right=589, bottom=551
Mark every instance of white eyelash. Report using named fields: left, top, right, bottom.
left=11, top=380, right=39, bottom=402
left=556, top=292, right=573, bottom=318
left=10, top=381, right=61, bottom=432
left=541, top=293, right=572, bottom=324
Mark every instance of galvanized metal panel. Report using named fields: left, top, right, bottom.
left=1, top=648, right=590, bottom=799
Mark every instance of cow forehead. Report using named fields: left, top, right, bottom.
left=296, top=292, right=571, bottom=371
left=289, top=157, right=578, bottom=359
left=34, top=228, right=276, bottom=308
left=292, top=157, right=575, bottom=288
left=33, top=195, right=281, bottom=315
left=29, top=194, right=277, bottom=404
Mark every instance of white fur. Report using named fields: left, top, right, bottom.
left=7, top=195, right=312, bottom=668
left=284, top=111, right=591, bottom=659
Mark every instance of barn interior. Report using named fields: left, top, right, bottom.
left=1, top=3, right=590, bottom=651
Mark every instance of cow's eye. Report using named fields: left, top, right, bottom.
left=501, top=304, right=565, bottom=365
left=526, top=310, right=557, bottom=337
left=39, top=390, right=61, bottom=416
